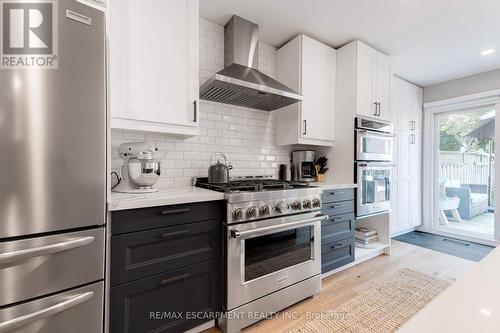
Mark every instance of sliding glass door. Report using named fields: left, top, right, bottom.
left=432, top=107, right=496, bottom=242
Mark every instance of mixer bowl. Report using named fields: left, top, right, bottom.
left=127, top=160, right=161, bottom=188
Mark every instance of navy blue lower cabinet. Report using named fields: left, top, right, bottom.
left=321, top=188, right=356, bottom=274
left=110, top=260, right=221, bottom=333
left=110, top=201, right=223, bottom=333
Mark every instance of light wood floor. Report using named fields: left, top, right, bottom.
left=205, top=240, right=476, bottom=333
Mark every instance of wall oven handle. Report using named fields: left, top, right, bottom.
left=0, top=236, right=95, bottom=266
left=0, top=292, right=94, bottom=333
left=231, top=215, right=328, bottom=239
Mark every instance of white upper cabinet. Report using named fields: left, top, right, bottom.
left=108, top=0, right=200, bottom=136
left=275, top=35, right=336, bottom=146
left=339, top=41, right=393, bottom=122
left=392, top=77, right=423, bottom=132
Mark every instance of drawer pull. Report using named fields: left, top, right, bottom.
left=160, top=208, right=190, bottom=215
left=160, top=230, right=190, bottom=239
left=329, top=191, right=345, bottom=195
left=330, top=243, right=345, bottom=250
left=160, top=273, right=190, bottom=286
left=328, top=218, right=347, bottom=224
left=330, top=204, right=345, bottom=209
left=0, top=291, right=94, bottom=333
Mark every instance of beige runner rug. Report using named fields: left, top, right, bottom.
left=288, top=268, right=450, bottom=333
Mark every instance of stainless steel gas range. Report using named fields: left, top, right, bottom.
left=196, top=178, right=327, bottom=333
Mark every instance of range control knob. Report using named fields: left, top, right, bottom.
left=291, top=200, right=302, bottom=210
left=303, top=200, right=312, bottom=209
left=260, top=204, right=272, bottom=216
left=276, top=201, right=290, bottom=214
left=312, top=198, right=321, bottom=208
left=247, top=206, right=258, bottom=218
left=233, top=208, right=244, bottom=220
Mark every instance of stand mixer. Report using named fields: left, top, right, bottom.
left=112, top=142, right=162, bottom=194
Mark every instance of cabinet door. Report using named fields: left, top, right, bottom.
left=410, top=178, right=422, bottom=227
left=110, top=260, right=221, bottom=333
left=301, top=35, right=336, bottom=141
left=397, top=179, right=412, bottom=230
left=396, top=78, right=412, bottom=131
left=375, top=53, right=393, bottom=122
left=398, top=131, right=412, bottom=180
left=410, top=132, right=422, bottom=179
left=411, top=85, right=424, bottom=133
left=109, top=0, right=199, bottom=132
left=355, top=43, right=378, bottom=118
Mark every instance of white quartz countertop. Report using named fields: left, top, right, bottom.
left=109, top=187, right=225, bottom=211
left=398, top=245, right=500, bottom=333
left=109, top=183, right=357, bottom=211
left=313, top=183, right=357, bottom=190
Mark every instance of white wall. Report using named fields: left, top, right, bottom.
left=111, top=18, right=293, bottom=188
left=424, top=69, right=500, bottom=103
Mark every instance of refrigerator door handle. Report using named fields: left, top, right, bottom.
left=0, top=236, right=95, bottom=266
left=0, top=291, right=94, bottom=333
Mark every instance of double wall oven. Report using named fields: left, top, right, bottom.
left=355, top=117, right=394, bottom=217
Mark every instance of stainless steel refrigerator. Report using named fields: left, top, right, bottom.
left=0, top=0, right=105, bottom=332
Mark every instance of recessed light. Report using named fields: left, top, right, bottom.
left=481, top=49, right=495, bottom=56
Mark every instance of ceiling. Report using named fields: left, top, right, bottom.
left=200, top=0, right=500, bottom=87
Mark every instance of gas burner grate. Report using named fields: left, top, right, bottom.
left=194, top=177, right=311, bottom=193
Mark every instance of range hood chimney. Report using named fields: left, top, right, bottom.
left=200, top=16, right=303, bottom=111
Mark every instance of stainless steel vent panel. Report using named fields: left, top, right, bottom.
left=200, top=64, right=303, bottom=111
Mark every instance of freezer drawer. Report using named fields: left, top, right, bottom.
left=0, top=228, right=104, bottom=307
left=0, top=282, right=103, bottom=333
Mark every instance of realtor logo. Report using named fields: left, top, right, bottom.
left=1, top=0, right=58, bottom=68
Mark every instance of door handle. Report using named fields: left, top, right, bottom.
left=303, top=119, right=307, bottom=135
left=160, top=208, right=190, bottom=215
left=231, top=215, right=328, bottom=238
left=0, top=236, right=95, bottom=267
left=193, top=100, right=197, bottom=122
left=160, top=273, right=190, bottom=286
left=330, top=243, right=345, bottom=250
left=373, top=102, right=378, bottom=116
left=160, top=229, right=190, bottom=239
left=0, top=292, right=94, bottom=333
left=377, top=102, right=381, bottom=116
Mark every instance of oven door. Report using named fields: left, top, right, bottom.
left=226, top=212, right=326, bottom=310
left=357, top=163, right=393, bottom=217
left=356, top=129, right=394, bottom=162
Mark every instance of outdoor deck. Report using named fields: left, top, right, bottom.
left=437, top=212, right=494, bottom=239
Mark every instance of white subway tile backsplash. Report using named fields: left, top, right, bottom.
left=110, top=18, right=293, bottom=188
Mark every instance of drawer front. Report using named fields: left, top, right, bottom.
left=322, top=200, right=355, bottom=216
left=321, top=238, right=355, bottom=274
left=0, top=282, right=103, bottom=333
left=322, top=213, right=355, bottom=244
left=111, top=220, right=221, bottom=286
left=0, top=228, right=104, bottom=307
left=110, top=259, right=222, bottom=333
left=111, top=200, right=225, bottom=235
left=322, top=188, right=355, bottom=204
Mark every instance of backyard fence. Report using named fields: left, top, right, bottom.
left=440, top=163, right=495, bottom=186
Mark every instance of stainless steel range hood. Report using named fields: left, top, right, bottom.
left=200, top=16, right=303, bottom=111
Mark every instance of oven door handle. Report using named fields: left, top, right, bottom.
left=231, top=215, right=328, bottom=239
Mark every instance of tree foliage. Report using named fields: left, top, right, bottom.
left=439, top=111, right=492, bottom=152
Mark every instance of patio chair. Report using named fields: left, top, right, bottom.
left=445, top=184, right=489, bottom=220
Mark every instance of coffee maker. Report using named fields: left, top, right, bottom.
left=291, top=150, right=316, bottom=182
